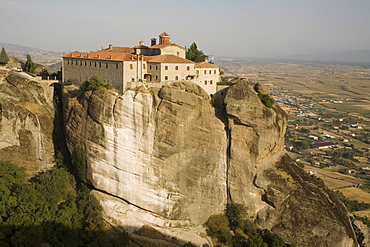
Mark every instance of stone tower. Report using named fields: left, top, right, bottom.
left=159, top=32, right=171, bottom=44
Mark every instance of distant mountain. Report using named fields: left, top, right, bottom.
left=0, top=42, right=61, bottom=66
left=279, top=49, right=370, bottom=66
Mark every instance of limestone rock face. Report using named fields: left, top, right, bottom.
left=64, top=80, right=358, bottom=247
left=64, top=82, right=227, bottom=245
left=0, top=71, right=55, bottom=172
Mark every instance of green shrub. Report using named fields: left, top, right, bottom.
left=258, top=92, right=275, bottom=108
left=80, top=75, right=112, bottom=91
left=205, top=214, right=233, bottom=245
left=64, top=78, right=73, bottom=85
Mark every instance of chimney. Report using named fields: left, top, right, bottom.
left=108, top=44, right=113, bottom=50
left=139, top=41, right=144, bottom=46
left=151, top=38, right=157, bottom=46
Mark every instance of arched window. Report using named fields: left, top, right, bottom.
left=175, top=66, right=178, bottom=70
left=187, top=66, right=190, bottom=70
left=165, top=76, right=168, bottom=80
left=214, top=70, right=217, bottom=74
left=204, top=70, right=206, bottom=74
left=165, top=66, right=168, bottom=70
left=175, top=76, right=178, bottom=80
left=205, top=80, right=207, bottom=85
left=130, top=64, right=133, bottom=69
left=209, top=70, right=211, bottom=74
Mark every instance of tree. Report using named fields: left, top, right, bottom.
left=186, top=42, right=207, bottom=62
left=80, top=75, right=112, bottom=91
left=0, top=47, right=10, bottom=65
left=23, top=54, right=35, bottom=73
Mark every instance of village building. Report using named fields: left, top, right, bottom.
left=62, top=32, right=220, bottom=94
left=313, top=142, right=336, bottom=150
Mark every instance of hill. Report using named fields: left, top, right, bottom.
left=0, top=42, right=61, bottom=66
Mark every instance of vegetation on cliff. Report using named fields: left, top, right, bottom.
left=205, top=203, right=296, bottom=247
left=80, top=75, right=112, bottom=91
left=0, top=157, right=128, bottom=246
left=0, top=47, right=9, bottom=65
left=23, top=54, right=36, bottom=73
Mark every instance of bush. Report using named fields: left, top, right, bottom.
left=225, top=203, right=247, bottom=230
left=64, top=78, right=73, bottom=85
left=258, top=92, right=275, bottom=108
left=80, top=75, right=112, bottom=91
left=205, top=214, right=233, bottom=245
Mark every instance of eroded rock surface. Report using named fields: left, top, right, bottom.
left=64, top=80, right=358, bottom=246
left=0, top=71, right=55, bottom=172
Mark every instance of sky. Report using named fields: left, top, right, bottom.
left=1, top=0, right=370, bottom=58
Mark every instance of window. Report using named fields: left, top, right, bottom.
left=95, top=62, right=97, bottom=67
left=156, top=75, right=158, bottom=80
left=196, top=70, right=199, bottom=75
left=175, top=76, right=178, bottom=80
left=143, top=64, right=146, bottom=69
left=204, top=70, right=207, bottom=74
left=99, top=62, right=102, bottom=67
left=131, top=78, right=135, bottom=82
left=116, top=63, right=119, bottom=69
left=67, top=60, right=69, bottom=65
left=165, top=76, right=168, bottom=80
left=205, top=80, right=207, bottom=85
left=106, top=63, right=108, bottom=68
left=165, top=66, right=168, bottom=70
left=187, top=66, right=190, bottom=70
left=130, top=64, right=133, bottom=69
left=156, top=66, right=158, bottom=70
left=175, top=66, right=178, bottom=70
left=210, top=80, right=213, bottom=84
left=214, top=70, right=217, bottom=74
left=80, top=61, right=82, bottom=65
left=209, top=70, right=211, bottom=74
left=84, top=61, right=87, bottom=66
left=150, top=65, right=152, bottom=70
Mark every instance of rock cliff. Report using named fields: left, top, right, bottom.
left=64, top=81, right=358, bottom=246
left=0, top=71, right=55, bottom=172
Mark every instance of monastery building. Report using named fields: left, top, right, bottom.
left=62, top=32, right=220, bottom=94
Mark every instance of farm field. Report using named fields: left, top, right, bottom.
left=339, top=187, right=370, bottom=204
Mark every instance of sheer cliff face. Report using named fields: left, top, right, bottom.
left=64, top=81, right=357, bottom=247
left=0, top=71, right=55, bottom=172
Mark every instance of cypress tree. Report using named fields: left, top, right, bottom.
left=0, top=47, right=10, bottom=65
left=23, top=54, right=35, bottom=73
left=186, top=42, right=207, bottom=62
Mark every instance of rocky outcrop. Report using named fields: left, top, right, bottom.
left=64, top=81, right=358, bottom=246
left=0, top=71, right=55, bottom=172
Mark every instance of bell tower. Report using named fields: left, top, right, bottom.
left=159, top=32, right=171, bottom=45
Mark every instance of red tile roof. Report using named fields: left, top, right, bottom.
left=195, top=61, right=219, bottom=69
left=159, top=32, right=170, bottom=37
left=147, top=55, right=194, bottom=64
left=102, top=46, right=134, bottom=53
left=63, top=51, right=149, bottom=62
left=149, top=43, right=185, bottom=50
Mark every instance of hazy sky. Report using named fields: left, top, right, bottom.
left=1, top=0, right=370, bottom=58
